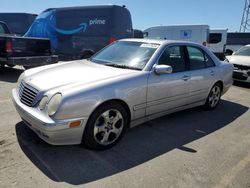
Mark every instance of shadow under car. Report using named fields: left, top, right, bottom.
left=0, top=66, right=24, bottom=83
left=15, top=99, right=248, bottom=185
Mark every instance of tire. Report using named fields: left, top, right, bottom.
left=204, top=83, right=222, bottom=110
left=82, top=102, right=129, bottom=150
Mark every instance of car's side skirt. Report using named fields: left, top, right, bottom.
left=130, top=100, right=205, bottom=128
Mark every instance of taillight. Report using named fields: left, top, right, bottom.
left=202, top=41, right=207, bottom=46
left=5, top=41, right=12, bottom=53
left=109, top=37, right=116, bottom=44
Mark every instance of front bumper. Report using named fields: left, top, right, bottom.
left=233, top=70, right=250, bottom=83
left=12, top=88, right=86, bottom=145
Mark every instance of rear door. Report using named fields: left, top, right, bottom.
left=146, top=45, right=190, bottom=115
left=185, top=45, right=217, bottom=104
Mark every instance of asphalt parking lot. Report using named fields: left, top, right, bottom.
left=0, top=66, right=250, bottom=188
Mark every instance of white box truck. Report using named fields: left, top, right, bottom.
left=208, top=29, right=228, bottom=59
left=144, top=25, right=227, bottom=59
left=144, top=25, right=209, bottom=43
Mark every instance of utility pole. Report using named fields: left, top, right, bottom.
left=240, top=0, right=250, bottom=32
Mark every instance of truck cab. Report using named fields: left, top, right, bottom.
left=208, top=29, right=228, bottom=60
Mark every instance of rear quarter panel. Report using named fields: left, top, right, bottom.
left=217, top=61, right=233, bottom=94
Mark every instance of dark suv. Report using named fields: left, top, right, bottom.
left=0, top=13, right=37, bottom=35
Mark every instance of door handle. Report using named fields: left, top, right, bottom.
left=182, top=75, right=190, bottom=81
left=210, top=70, right=215, bottom=76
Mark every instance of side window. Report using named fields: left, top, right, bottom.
left=187, top=46, right=206, bottom=70
left=0, top=24, right=5, bottom=34
left=187, top=46, right=215, bottom=70
left=209, top=33, right=222, bottom=44
left=158, top=46, right=185, bottom=73
left=204, top=53, right=215, bottom=67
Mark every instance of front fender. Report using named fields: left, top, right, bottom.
left=54, top=73, right=148, bottom=121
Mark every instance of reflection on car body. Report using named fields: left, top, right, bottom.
left=12, top=39, right=233, bottom=150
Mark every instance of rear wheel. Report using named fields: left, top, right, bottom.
left=204, top=83, right=222, bottom=110
left=83, top=102, right=129, bottom=150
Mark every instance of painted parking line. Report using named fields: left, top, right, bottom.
left=215, top=152, right=250, bottom=188
left=0, top=99, right=11, bottom=104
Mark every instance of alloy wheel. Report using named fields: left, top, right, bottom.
left=93, top=109, right=124, bottom=146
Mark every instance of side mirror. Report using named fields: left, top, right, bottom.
left=154, top=64, right=173, bottom=75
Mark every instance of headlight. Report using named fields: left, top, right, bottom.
left=39, top=96, right=49, bottom=110
left=47, top=93, right=62, bottom=116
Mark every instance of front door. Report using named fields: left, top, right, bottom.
left=146, top=45, right=190, bottom=116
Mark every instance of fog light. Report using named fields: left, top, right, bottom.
left=69, top=121, right=82, bottom=128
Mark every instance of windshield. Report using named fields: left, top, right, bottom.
left=234, top=46, right=250, bottom=56
left=91, top=41, right=159, bottom=70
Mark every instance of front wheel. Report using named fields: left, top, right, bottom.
left=82, top=102, right=129, bottom=150
left=204, top=83, right=222, bottom=110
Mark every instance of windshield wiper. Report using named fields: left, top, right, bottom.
left=105, top=63, right=141, bottom=71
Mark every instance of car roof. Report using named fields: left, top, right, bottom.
left=120, top=38, right=202, bottom=46
left=44, top=5, right=124, bottom=12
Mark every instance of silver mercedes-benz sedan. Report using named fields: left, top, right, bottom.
left=12, top=39, right=233, bottom=150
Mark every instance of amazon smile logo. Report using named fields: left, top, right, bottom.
left=55, top=18, right=106, bottom=35
left=55, top=23, right=87, bottom=35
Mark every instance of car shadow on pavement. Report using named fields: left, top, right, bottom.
left=15, top=100, right=248, bottom=185
left=0, top=66, right=23, bottom=83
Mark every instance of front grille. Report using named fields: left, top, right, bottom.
left=233, top=64, right=250, bottom=71
left=18, top=81, right=39, bottom=107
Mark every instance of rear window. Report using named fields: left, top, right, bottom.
left=209, top=33, right=222, bottom=44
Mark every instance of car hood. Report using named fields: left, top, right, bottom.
left=226, top=55, right=250, bottom=66
left=24, top=60, right=140, bottom=91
